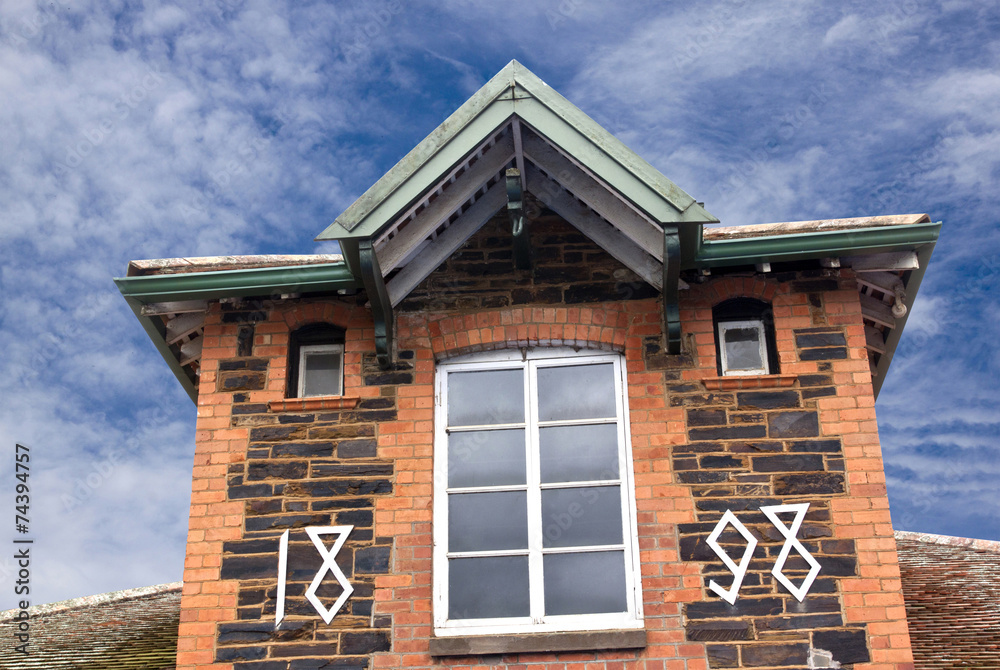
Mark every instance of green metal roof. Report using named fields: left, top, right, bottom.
left=316, top=60, right=717, bottom=244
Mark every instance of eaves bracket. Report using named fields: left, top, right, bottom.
left=662, top=225, right=681, bottom=355
left=358, top=240, right=394, bottom=370
left=506, top=168, right=532, bottom=271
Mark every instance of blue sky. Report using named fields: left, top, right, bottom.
left=0, top=0, right=997, bottom=607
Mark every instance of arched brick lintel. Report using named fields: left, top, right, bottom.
left=279, top=302, right=366, bottom=331
left=423, top=305, right=636, bottom=361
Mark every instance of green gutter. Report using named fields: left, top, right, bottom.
left=693, top=221, right=942, bottom=269
left=114, top=261, right=359, bottom=302
left=116, top=261, right=361, bottom=405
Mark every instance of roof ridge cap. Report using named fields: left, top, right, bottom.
left=895, top=530, right=1000, bottom=553
left=0, top=581, right=182, bottom=620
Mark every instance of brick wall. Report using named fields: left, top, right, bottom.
left=175, top=214, right=913, bottom=670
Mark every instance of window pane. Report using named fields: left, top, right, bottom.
left=537, top=363, right=616, bottom=421
left=448, top=369, right=524, bottom=426
left=449, top=556, right=529, bottom=619
left=541, top=486, right=623, bottom=548
left=724, top=327, right=763, bottom=370
left=303, top=353, right=342, bottom=396
left=448, top=429, right=526, bottom=488
left=544, top=551, right=627, bottom=615
left=449, top=491, right=528, bottom=552
left=539, top=424, right=619, bottom=484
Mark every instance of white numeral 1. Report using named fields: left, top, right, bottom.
left=706, top=510, right=758, bottom=605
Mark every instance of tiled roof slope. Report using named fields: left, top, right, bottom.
left=895, top=531, right=1000, bottom=669
left=0, top=582, right=181, bottom=669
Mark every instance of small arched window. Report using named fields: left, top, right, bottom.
left=287, top=323, right=345, bottom=397
left=713, top=298, right=778, bottom=376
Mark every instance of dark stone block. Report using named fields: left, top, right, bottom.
left=220, top=360, right=247, bottom=371
left=271, top=442, right=337, bottom=458
left=244, top=514, right=329, bottom=532
left=796, top=332, right=846, bottom=348
left=754, top=613, right=843, bottom=632
left=680, top=535, right=718, bottom=561
left=223, top=372, right=266, bottom=391
left=247, top=461, right=308, bottom=481
left=700, top=455, right=745, bottom=469
left=695, top=497, right=779, bottom=512
left=689, top=425, right=767, bottom=441
left=685, top=620, right=752, bottom=641
left=229, top=484, right=273, bottom=499
left=353, top=409, right=397, bottom=422
left=774, top=472, right=845, bottom=495
left=816, top=555, right=857, bottom=576
left=790, top=279, right=839, bottom=293
left=687, top=597, right=783, bottom=619
left=341, top=631, right=391, bottom=654
left=671, top=393, right=736, bottom=408
left=338, top=439, right=378, bottom=459
left=813, top=629, right=870, bottom=665
left=233, top=403, right=269, bottom=415
left=337, top=509, right=374, bottom=527
left=752, top=454, right=824, bottom=472
left=269, top=643, right=340, bottom=658
left=237, top=607, right=262, bottom=620
left=283, top=480, right=392, bottom=498
left=767, top=411, right=820, bottom=438
left=741, top=642, right=808, bottom=667
left=672, top=457, right=699, bottom=471
left=364, top=371, right=413, bottom=386
left=356, top=545, right=392, bottom=573
left=800, top=346, right=848, bottom=361
left=250, top=425, right=308, bottom=442
left=736, top=391, right=800, bottom=410
left=224, top=539, right=277, bottom=555
left=705, top=644, right=738, bottom=668
left=358, top=397, right=394, bottom=409
left=511, top=287, right=563, bottom=304
left=246, top=499, right=283, bottom=516
left=797, top=374, right=833, bottom=387
left=727, top=440, right=783, bottom=453
left=218, top=620, right=313, bottom=644
left=215, top=646, right=267, bottom=662
left=787, top=439, right=842, bottom=453
left=311, top=497, right=374, bottom=511
left=785, top=595, right=841, bottom=614
left=802, top=386, right=837, bottom=400
left=221, top=310, right=267, bottom=323
left=311, top=463, right=393, bottom=478
left=278, top=414, right=315, bottom=424
left=820, top=539, right=855, bottom=554
left=677, top=471, right=729, bottom=484
left=687, top=409, right=727, bottom=426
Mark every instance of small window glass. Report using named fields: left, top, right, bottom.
left=717, top=320, right=768, bottom=375
left=298, top=344, right=344, bottom=397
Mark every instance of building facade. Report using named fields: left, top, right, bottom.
left=117, top=61, right=940, bottom=670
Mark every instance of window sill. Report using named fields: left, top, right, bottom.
left=428, top=629, right=647, bottom=656
left=703, top=374, right=797, bottom=390
left=267, top=396, right=360, bottom=412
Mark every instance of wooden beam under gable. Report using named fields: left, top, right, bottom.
left=521, top=130, right=663, bottom=261
left=526, top=164, right=663, bottom=291
left=386, top=182, right=508, bottom=307
left=376, top=133, right=515, bottom=275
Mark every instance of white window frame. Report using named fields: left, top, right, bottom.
left=717, top=319, right=769, bottom=376
left=432, top=348, right=644, bottom=636
left=297, top=343, right=344, bottom=397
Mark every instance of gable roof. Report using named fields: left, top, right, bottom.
left=895, top=530, right=1000, bottom=669
left=0, top=582, right=181, bottom=669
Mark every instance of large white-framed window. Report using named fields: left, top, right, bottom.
left=433, top=348, right=643, bottom=636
